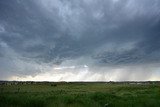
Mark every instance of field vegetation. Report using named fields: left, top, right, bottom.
left=0, top=81, right=160, bottom=107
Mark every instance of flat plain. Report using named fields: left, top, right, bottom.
left=0, top=81, right=160, bottom=107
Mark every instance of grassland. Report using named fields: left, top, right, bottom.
left=0, top=82, right=160, bottom=107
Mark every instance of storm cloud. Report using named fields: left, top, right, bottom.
left=0, top=0, right=160, bottom=81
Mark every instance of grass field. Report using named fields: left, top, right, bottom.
left=0, top=82, right=160, bottom=107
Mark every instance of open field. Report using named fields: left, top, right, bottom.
left=0, top=81, right=160, bottom=107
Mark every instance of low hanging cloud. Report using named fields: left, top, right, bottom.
left=0, top=0, right=160, bottom=81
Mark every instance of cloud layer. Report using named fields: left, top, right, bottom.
left=0, top=0, right=160, bottom=81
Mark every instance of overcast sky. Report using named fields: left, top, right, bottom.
left=0, top=0, right=160, bottom=81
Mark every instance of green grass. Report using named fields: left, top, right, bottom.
left=0, top=82, right=160, bottom=107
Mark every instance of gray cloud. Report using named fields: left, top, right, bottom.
left=0, top=0, right=160, bottom=80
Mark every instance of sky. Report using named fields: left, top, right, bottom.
left=0, top=0, right=160, bottom=81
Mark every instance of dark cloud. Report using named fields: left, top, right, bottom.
left=0, top=0, right=160, bottom=80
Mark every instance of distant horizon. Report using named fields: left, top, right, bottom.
left=1, top=80, right=160, bottom=82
